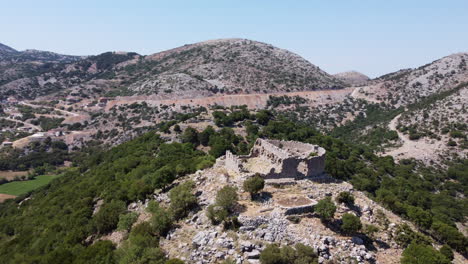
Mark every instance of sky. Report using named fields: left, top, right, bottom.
left=1, top=0, right=467, bottom=77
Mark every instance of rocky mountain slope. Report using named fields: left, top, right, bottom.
left=333, top=71, right=369, bottom=86
left=0, top=39, right=346, bottom=100
left=127, top=39, right=345, bottom=98
left=351, top=53, right=468, bottom=106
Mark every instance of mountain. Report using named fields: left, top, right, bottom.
left=333, top=71, right=369, bottom=86
left=351, top=53, right=468, bottom=106
left=0, top=39, right=345, bottom=100
left=127, top=38, right=344, bottom=98
left=0, top=43, right=18, bottom=56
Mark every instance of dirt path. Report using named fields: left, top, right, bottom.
left=106, top=88, right=355, bottom=111
left=4, top=117, right=42, bottom=131
left=385, top=114, right=443, bottom=163
left=0, top=194, right=16, bottom=203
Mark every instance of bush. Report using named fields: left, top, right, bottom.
left=243, top=175, right=265, bottom=199
left=395, top=224, right=432, bottom=248
left=401, top=243, right=450, bottom=264
left=363, top=224, right=379, bottom=239
left=439, top=245, right=454, bottom=261
left=335, top=192, right=355, bottom=205
left=149, top=202, right=173, bottom=236
left=93, top=200, right=127, bottom=234
left=169, top=181, right=197, bottom=220
left=166, top=259, right=185, bottom=264
left=315, top=197, right=336, bottom=221
left=341, top=213, right=362, bottom=234
left=215, top=186, right=238, bottom=212
left=206, top=205, right=229, bottom=225
left=259, top=243, right=318, bottom=264
left=117, top=212, right=139, bottom=231
left=406, top=206, right=432, bottom=229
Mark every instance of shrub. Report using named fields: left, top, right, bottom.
left=215, top=186, right=238, bottom=212
left=315, top=197, right=336, bottom=221
left=181, top=127, right=199, bottom=145
left=341, top=213, right=362, bottom=234
left=406, top=206, right=432, bottom=229
left=117, top=212, right=139, bottom=231
left=243, top=175, right=265, bottom=199
left=395, top=224, right=432, bottom=248
left=363, top=224, right=379, bottom=239
left=259, top=243, right=318, bottom=264
left=401, top=243, right=450, bottom=264
left=439, top=245, right=454, bottom=261
left=149, top=202, right=173, bottom=236
left=93, top=200, right=127, bottom=234
left=206, top=205, right=229, bottom=224
left=335, top=192, right=355, bottom=205
left=165, top=259, right=185, bottom=264
left=169, top=181, right=197, bottom=220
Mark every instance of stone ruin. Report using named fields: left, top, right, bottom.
left=225, top=138, right=326, bottom=181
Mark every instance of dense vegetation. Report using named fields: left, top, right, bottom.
left=0, top=108, right=466, bottom=262
left=0, top=133, right=213, bottom=263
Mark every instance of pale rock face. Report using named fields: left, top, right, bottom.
left=334, top=71, right=370, bottom=86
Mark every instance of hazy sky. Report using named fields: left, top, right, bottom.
left=2, top=0, right=467, bottom=77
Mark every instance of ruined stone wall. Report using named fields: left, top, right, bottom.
left=306, top=155, right=326, bottom=177
left=225, top=151, right=243, bottom=173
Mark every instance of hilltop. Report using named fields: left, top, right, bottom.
left=0, top=39, right=345, bottom=100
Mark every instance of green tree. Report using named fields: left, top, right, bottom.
left=169, top=181, right=197, bottom=220
left=406, top=206, right=432, bottom=229
left=148, top=202, right=173, bottom=236
left=335, top=192, right=355, bottom=205
left=181, top=127, right=199, bottom=145
left=401, top=243, right=450, bottom=264
left=243, top=174, right=265, bottom=199
left=215, top=185, right=238, bottom=212
left=117, top=212, right=139, bottom=231
left=341, top=213, right=362, bottom=234
left=94, top=200, right=127, bottom=234
left=439, top=245, right=454, bottom=261
left=315, top=197, right=336, bottom=222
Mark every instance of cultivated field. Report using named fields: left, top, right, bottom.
left=0, top=175, right=61, bottom=196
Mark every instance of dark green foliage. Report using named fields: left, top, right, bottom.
left=212, top=107, right=251, bottom=127
left=256, top=110, right=273, bottom=125
left=406, top=206, right=432, bottom=229
left=181, top=127, right=199, bottom=145
left=117, top=212, right=139, bottom=231
left=431, top=221, right=468, bottom=253
left=259, top=243, right=318, bottom=264
left=169, top=181, right=197, bottom=220
left=401, top=243, right=450, bottom=264
left=395, top=224, right=432, bottom=248
left=335, top=191, right=354, bottom=205
left=148, top=202, right=173, bottom=237
left=0, top=132, right=212, bottom=262
left=94, top=200, right=127, bottom=234
left=31, top=116, right=64, bottom=130
left=439, top=245, right=454, bottom=261
left=74, top=240, right=116, bottom=264
left=165, top=259, right=185, bottom=264
left=340, top=213, right=362, bottom=234
left=267, top=95, right=307, bottom=108
left=314, top=197, right=336, bottom=221
left=206, top=185, right=239, bottom=225
left=198, top=126, right=215, bottom=146
left=243, top=174, right=265, bottom=199
left=215, top=185, right=238, bottom=212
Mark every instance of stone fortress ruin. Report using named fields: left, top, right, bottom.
left=225, top=138, right=326, bottom=182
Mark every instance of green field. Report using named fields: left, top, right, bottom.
left=0, top=175, right=61, bottom=196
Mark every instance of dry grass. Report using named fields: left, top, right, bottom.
left=0, top=170, right=29, bottom=181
